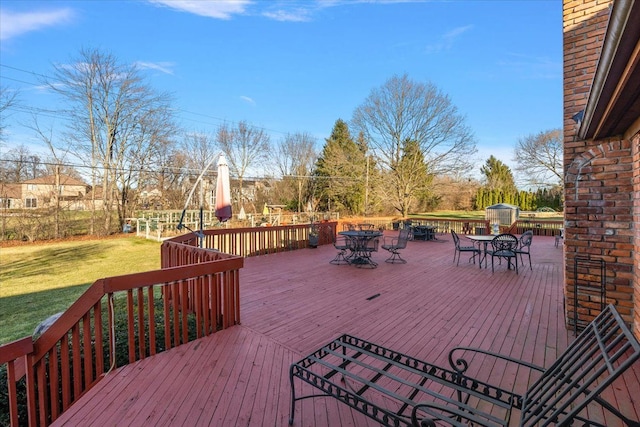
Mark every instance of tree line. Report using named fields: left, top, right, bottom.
left=1, top=47, right=563, bottom=238
left=473, top=155, right=563, bottom=211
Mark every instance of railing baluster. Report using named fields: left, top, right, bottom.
left=49, top=345, right=59, bottom=421
left=163, top=284, right=171, bottom=351
left=95, top=300, right=104, bottom=378
left=36, top=356, right=47, bottom=425
left=71, top=324, right=82, bottom=400
left=60, top=334, right=71, bottom=410
left=126, top=290, right=135, bottom=364
left=82, top=312, right=92, bottom=389
left=148, top=287, right=156, bottom=356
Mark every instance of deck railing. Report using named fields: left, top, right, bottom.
left=405, top=218, right=490, bottom=235
left=509, top=219, right=563, bottom=236
left=163, top=222, right=338, bottom=257
left=0, top=233, right=244, bottom=427
left=405, top=218, right=563, bottom=237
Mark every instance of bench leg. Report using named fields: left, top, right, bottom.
left=289, top=367, right=296, bottom=425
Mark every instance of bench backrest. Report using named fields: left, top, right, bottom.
left=521, top=304, right=640, bottom=426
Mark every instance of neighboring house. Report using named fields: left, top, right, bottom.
left=563, top=0, right=639, bottom=338
left=139, top=188, right=164, bottom=209
left=19, top=175, right=88, bottom=210
left=0, top=183, right=22, bottom=209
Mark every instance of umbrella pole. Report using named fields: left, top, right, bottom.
left=199, top=205, right=204, bottom=248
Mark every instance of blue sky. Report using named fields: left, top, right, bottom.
left=0, top=0, right=561, bottom=179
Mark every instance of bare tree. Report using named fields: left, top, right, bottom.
left=514, top=129, right=563, bottom=187
left=180, top=132, right=218, bottom=210
left=351, top=74, right=477, bottom=216
left=0, top=85, right=19, bottom=143
left=216, top=121, right=270, bottom=209
left=274, top=132, right=317, bottom=212
left=46, top=47, right=176, bottom=234
left=152, top=148, right=188, bottom=209
left=29, top=119, right=72, bottom=238
left=0, top=144, right=42, bottom=182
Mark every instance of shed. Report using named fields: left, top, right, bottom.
left=485, top=203, right=520, bottom=226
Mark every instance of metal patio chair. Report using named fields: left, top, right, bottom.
left=356, top=235, right=379, bottom=268
left=451, top=230, right=480, bottom=266
left=486, top=233, right=519, bottom=273
left=555, top=227, right=564, bottom=248
left=329, top=235, right=353, bottom=265
left=514, top=230, right=533, bottom=270
left=381, top=228, right=410, bottom=264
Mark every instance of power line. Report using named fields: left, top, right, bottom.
left=1, top=62, right=310, bottom=138
left=0, top=157, right=358, bottom=182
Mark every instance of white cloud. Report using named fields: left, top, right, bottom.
left=263, top=9, right=312, bottom=22
left=424, top=25, right=473, bottom=54
left=240, top=96, right=256, bottom=106
left=147, top=0, right=251, bottom=19
left=498, top=53, right=560, bottom=80
left=135, top=61, right=176, bottom=75
left=262, top=0, right=426, bottom=22
left=0, top=8, right=75, bottom=41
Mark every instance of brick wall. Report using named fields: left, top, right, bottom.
left=563, top=0, right=637, bottom=331
left=633, top=133, right=640, bottom=338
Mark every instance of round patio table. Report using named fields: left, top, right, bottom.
left=338, top=230, right=382, bottom=268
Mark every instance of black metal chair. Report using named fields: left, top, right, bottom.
left=330, top=235, right=353, bottom=265
left=486, top=233, right=519, bottom=273
left=381, top=228, right=410, bottom=264
left=356, top=235, right=379, bottom=268
left=358, top=223, right=375, bottom=231
left=514, top=230, right=533, bottom=270
left=555, top=227, right=564, bottom=248
left=451, top=230, right=480, bottom=266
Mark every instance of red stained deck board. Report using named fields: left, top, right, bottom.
left=51, top=235, right=639, bottom=427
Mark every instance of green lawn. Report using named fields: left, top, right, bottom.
left=410, top=210, right=486, bottom=219
left=0, top=236, right=162, bottom=345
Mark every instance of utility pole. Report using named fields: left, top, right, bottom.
left=364, top=156, right=369, bottom=216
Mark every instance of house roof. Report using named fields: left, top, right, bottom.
left=578, top=0, right=640, bottom=139
left=0, top=183, right=22, bottom=199
left=23, top=175, right=87, bottom=186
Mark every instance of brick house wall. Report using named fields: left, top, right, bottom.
left=633, top=132, right=640, bottom=337
left=563, top=0, right=639, bottom=337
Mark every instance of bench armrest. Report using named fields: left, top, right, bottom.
left=411, top=401, right=497, bottom=427
left=448, top=346, right=545, bottom=377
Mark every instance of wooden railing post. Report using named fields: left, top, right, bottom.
left=0, top=337, right=34, bottom=427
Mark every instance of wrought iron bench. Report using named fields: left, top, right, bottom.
left=289, top=304, right=640, bottom=426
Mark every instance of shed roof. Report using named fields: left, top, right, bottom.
left=486, top=203, right=520, bottom=210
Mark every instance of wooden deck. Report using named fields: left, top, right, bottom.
left=52, top=234, right=639, bottom=426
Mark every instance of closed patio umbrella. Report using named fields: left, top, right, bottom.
left=215, top=155, right=232, bottom=222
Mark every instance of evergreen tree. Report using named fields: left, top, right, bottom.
left=480, top=156, right=516, bottom=194
left=314, top=119, right=367, bottom=214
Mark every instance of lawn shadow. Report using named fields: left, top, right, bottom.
left=1, top=243, right=108, bottom=280
left=0, top=282, right=93, bottom=344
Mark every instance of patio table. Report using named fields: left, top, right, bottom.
left=412, top=225, right=437, bottom=241
left=465, top=234, right=498, bottom=268
left=338, top=230, right=382, bottom=268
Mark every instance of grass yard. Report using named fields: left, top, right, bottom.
left=0, top=236, right=162, bottom=345
left=410, top=210, right=486, bottom=219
